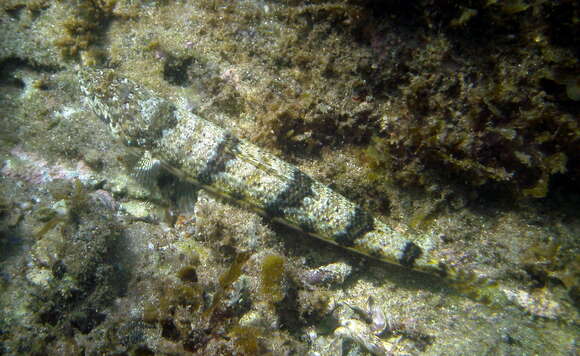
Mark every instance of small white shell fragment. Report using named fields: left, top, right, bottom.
left=334, top=319, right=394, bottom=356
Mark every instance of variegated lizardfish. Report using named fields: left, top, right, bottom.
left=79, top=68, right=478, bottom=285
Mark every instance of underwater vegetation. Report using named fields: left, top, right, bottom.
left=9, top=0, right=573, bottom=200
left=521, top=238, right=580, bottom=308
left=351, top=1, right=579, bottom=199
left=139, top=248, right=301, bottom=355
left=0, top=0, right=579, bottom=355
left=34, top=178, right=90, bottom=238
left=260, top=254, right=286, bottom=305
left=144, top=0, right=578, bottom=201
left=54, top=0, right=123, bottom=64
left=3, top=179, right=126, bottom=354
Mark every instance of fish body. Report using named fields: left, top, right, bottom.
left=79, top=68, right=448, bottom=278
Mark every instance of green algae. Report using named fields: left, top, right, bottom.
left=35, top=178, right=90, bottom=238
left=34, top=214, right=66, bottom=238
left=260, top=254, right=286, bottom=304
left=54, top=0, right=117, bottom=61
left=202, top=251, right=250, bottom=321
left=230, top=326, right=266, bottom=356
left=522, top=238, right=580, bottom=307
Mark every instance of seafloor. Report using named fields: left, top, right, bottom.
left=0, top=0, right=578, bottom=355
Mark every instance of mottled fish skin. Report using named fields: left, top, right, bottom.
left=79, top=68, right=448, bottom=278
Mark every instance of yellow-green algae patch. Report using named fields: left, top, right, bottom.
left=260, top=254, right=286, bottom=304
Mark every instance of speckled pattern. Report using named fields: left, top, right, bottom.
left=80, top=68, right=446, bottom=278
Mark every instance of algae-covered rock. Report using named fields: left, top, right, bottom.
left=0, top=0, right=579, bottom=355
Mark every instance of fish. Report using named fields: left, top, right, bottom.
left=78, top=68, right=466, bottom=282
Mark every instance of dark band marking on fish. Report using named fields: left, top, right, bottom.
left=399, top=242, right=423, bottom=268
left=264, top=170, right=315, bottom=217
left=333, top=207, right=375, bottom=247
left=197, top=134, right=240, bottom=185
